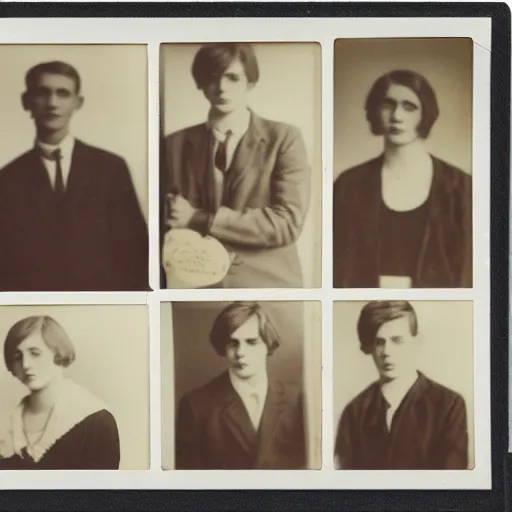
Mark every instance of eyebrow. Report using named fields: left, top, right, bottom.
left=383, top=96, right=419, bottom=106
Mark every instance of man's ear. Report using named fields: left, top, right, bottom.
left=21, top=92, right=30, bottom=111
left=75, top=95, right=84, bottom=111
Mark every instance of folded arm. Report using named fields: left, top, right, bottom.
left=184, top=126, right=310, bottom=248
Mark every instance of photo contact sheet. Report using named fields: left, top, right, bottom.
left=0, top=12, right=498, bottom=498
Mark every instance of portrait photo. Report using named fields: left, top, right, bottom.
left=159, top=42, right=322, bottom=289
left=0, top=45, right=149, bottom=292
left=332, top=38, right=473, bottom=289
left=161, top=300, right=321, bottom=470
left=0, top=305, right=150, bottom=470
left=333, top=300, right=474, bottom=470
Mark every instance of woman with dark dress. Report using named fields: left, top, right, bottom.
left=0, top=316, right=120, bottom=470
left=333, top=70, right=472, bottom=289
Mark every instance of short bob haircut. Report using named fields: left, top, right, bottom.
left=209, top=301, right=280, bottom=357
left=357, top=301, right=418, bottom=355
left=191, top=43, right=259, bottom=90
left=365, top=69, right=439, bottom=139
left=25, top=61, right=82, bottom=95
left=4, top=316, right=76, bottom=373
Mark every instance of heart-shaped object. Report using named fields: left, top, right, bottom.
left=162, top=228, right=231, bottom=288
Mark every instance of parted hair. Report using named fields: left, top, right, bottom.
left=209, top=301, right=280, bottom=357
left=365, top=69, right=439, bottom=138
left=191, top=43, right=259, bottom=89
left=3, top=316, right=76, bottom=373
left=25, top=61, right=82, bottom=94
left=357, top=301, right=419, bottom=355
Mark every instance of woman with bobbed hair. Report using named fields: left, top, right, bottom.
left=333, top=69, right=472, bottom=289
left=0, top=316, right=120, bottom=470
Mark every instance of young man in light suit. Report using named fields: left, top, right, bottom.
left=175, top=301, right=306, bottom=470
left=0, top=61, right=148, bottom=291
left=161, top=43, right=311, bottom=288
left=334, top=300, right=469, bottom=470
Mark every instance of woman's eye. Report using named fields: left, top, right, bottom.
left=403, top=103, right=418, bottom=112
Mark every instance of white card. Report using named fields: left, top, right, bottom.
left=379, top=275, right=413, bottom=289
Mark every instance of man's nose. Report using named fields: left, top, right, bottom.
left=47, top=93, right=59, bottom=108
left=215, top=76, right=230, bottom=93
left=381, top=340, right=391, bottom=356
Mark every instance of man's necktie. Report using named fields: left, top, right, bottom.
left=51, top=149, right=65, bottom=200
left=214, top=130, right=233, bottom=172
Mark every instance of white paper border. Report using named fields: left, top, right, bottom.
left=0, top=16, right=492, bottom=490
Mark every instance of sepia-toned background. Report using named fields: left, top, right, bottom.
left=0, top=305, right=150, bottom=470
left=161, top=300, right=321, bottom=470
left=0, top=44, right=148, bottom=219
left=333, top=38, right=473, bottom=180
left=333, top=300, right=475, bottom=469
left=160, top=42, right=322, bottom=287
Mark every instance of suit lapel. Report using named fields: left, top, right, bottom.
left=27, top=148, right=54, bottom=196
left=183, top=124, right=216, bottom=211
left=360, top=383, right=390, bottom=465
left=218, top=373, right=258, bottom=455
left=255, top=380, right=285, bottom=466
left=386, top=373, right=429, bottom=466
left=223, top=112, right=266, bottom=205
left=64, top=140, right=100, bottom=215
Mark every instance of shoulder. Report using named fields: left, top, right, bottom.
left=80, top=409, right=118, bottom=431
left=334, top=157, right=381, bottom=193
left=421, top=374, right=466, bottom=408
left=0, top=149, right=35, bottom=181
left=254, top=115, right=303, bottom=143
left=342, top=380, right=380, bottom=417
left=179, top=372, right=228, bottom=408
left=164, top=123, right=206, bottom=145
left=75, top=140, right=126, bottom=166
left=432, top=156, right=472, bottom=189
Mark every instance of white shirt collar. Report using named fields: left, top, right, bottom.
left=36, top=132, right=75, bottom=160
left=381, top=370, right=418, bottom=411
left=208, top=108, right=251, bottom=140
left=0, top=378, right=108, bottom=463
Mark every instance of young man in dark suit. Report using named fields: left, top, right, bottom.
left=161, top=43, right=310, bottom=288
left=334, top=300, right=469, bottom=470
left=175, top=301, right=306, bottom=470
left=0, top=61, right=148, bottom=291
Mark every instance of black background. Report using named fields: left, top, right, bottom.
left=0, top=2, right=509, bottom=511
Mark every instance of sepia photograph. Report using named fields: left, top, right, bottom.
left=333, top=38, right=473, bottom=289
left=0, top=305, right=150, bottom=470
left=159, top=42, right=322, bottom=289
left=0, top=45, right=149, bottom=292
left=161, top=300, right=321, bottom=470
left=333, top=300, right=474, bottom=470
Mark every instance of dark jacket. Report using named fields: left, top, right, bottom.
left=0, top=140, right=149, bottom=291
left=333, top=155, right=472, bottom=288
left=175, top=371, right=306, bottom=469
left=0, top=410, right=120, bottom=470
left=161, top=112, right=310, bottom=288
left=334, top=372, right=469, bottom=470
